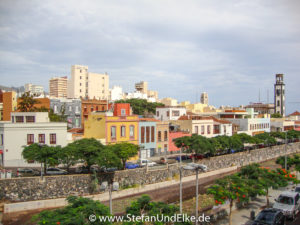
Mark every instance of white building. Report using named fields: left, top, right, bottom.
left=172, top=115, right=232, bottom=138
left=67, top=65, right=109, bottom=100
left=25, top=83, right=44, bottom=97
left=0, top=112, right=67, bottom=168
left=155, top=106, right=187, bottom=121
left=109, top=86, right=123, bottom=101
left=270, top=118, right=295, bottom=132
left=160, top=97, right=178, bottom=106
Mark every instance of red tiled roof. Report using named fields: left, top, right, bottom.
left=289, top=111, right=300, bottom=116
left=178, top=115, right=231, bottom=124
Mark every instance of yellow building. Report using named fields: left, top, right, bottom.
left=84, top=112, right=139, bottom=145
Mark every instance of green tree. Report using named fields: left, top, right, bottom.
left=109, top=142, right=139, bottom=170
left=228, top=135, right=243, bottom=151
left=49, top=108, right=67, bottom=122
left=59, top=144, right=79, bottom=172
left=32, top=196, right=112, bottom=225
left=207, top=175, right=249, bottom=225
left=97, top=148, right=122, bottom=169
left=115, top=98, right=164, bottom=116
left=22, top=144, right=60, bottom=174
left=71, top=138, right=105, bottom=172
left=254, top=133, right=276, bottom=146
left=17, top=92, right=40, bottom=112
left=271, top=113, right=283, bottom=118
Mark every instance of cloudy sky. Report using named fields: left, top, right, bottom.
left=0, top=0, right=299, bottom=113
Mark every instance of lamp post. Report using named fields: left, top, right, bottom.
left=101, top=181, right=119, bottom=214
left=285, top=131, right=287, bottom=171
left=183, top=163, right=206, bottom=225
left=179, top=143, right=184, bottom=214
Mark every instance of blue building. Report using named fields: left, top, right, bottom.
left=139, top=118, right=157, bottom=158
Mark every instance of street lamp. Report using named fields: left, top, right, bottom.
left=183, top=163, right=207, bottom=225
left=179, top=143, right=184, bottom=214
left=100, top=181, right=119, bottom=214
left=285, top=131, right=287, bottom=171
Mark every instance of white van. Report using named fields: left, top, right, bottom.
left=273, top=191, right=300, bottom=220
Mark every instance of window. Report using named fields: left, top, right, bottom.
left=164, top=144, right=168, bottom=151
left=69, top=106, right=72, bottom=111
left=167, top=111, right=170, bottom=117
left=121, top=109, right=126, bottom=116
left=80, top=89, right=82, bottom=93
left=224, top=125, right=227, bottom=134
left=141, top=127, right=145, bottom=143
left=96, top=106, right=98, bottom=111
left=11, top=116, right=14, bottom=123
left=111, top=126, right=116, bottom=140
left=80, top=83, right=82, bottom=86
left=164, top=131, right=168, bottom=141
left=195, top=126, right=199, bottom=134
left=213, top=125, right=220, bottom=134
left=84, top=106, right=87, bottom=112
left=201, top=125, right=205, bottom=134
left=172, top=110, right=180, bottom=116
left=207, top=125, right=211, bottom=134
left=151, top=126, right=155, bottom=142
left=75, top=106, right=79, bottom=113
left=54, top=105, right=58, bottom=113
left=156, top=111, right=159, bottom=117
left=146, top=127, right=150, bottom=143
left=80, top=69, right=82, bottom=73
left=130, top=125, right=134, bottom=139
left=16, top=116, right=24, bottom=123
left=39, top=134, right=45, bottom=144
left=277, top=100, right=280, bottom=106
left=26, top=116, right=35, bottom=123
left=102, top=106, right=105, bottom=111
left=91, top=107, right=94, bottom=112
left=121, top=126, right=126, bottom=137
left=50, top=134, right=56, bottom=144
left=80, top=76, right=82, bottom=79
left=158, top=131, right=162, bottom=142
left=27, top=134, right=34, bottom=145
left=0, top=134, right=3, bottom=145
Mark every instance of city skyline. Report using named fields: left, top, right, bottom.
left=0, top=0, right=299, bottom=113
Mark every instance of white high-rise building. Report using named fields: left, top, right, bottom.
left=24, top=83, right=44, bottom=97
left=109, top=86, right=123, bottom=101
left=201, top=92, right=208, bottom=105
left=67, top=65, right=109, bottom=100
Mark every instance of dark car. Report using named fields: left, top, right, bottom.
left=251, top=208, right=286, bottom=225
left=176, top=155, right=191, bottom=161
left=99, top=166, right=118, bottom=173
left=190, top=154, right=204, bottom=160
left=125, top=162, right=140, bottom=169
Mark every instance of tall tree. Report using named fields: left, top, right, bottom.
left=22, top=144, right=60, bottom=174
left=18, top=92, right=40, bottom=112
left=71, top=138, right=105, bottom=172
left=96, top=148, right=122, bottom=169
left=109, top=142, right=139, bottom=170
left=59, top=144, right=79, bottom=172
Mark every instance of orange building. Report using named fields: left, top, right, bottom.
left=81, top=99, right=111, bottom=126
left=17, top=97, right=50, bottom=111
left=1, top=91, right=17, bottom=121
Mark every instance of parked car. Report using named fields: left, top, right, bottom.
left=46, top=168, right=68, bottom=175
left=75, top=165, right=99, bottom=173
left=125, top=162, right=140, bottom=169
left=160, top=157, right=176, bottom=164
left=138, top=159, right=157, bottom=167
left=99, top=166, right=118, bottom=172
left=191, top=154, right=204, bottom=160
left=17, top=168, right=40, bottom=177
left=294, top=184, right=300, bottom=194
left=176, top=155, right=192, bottom=161
left=250, top=208, right=286, bottom=225
left=273, top=191, right=300, bottom=220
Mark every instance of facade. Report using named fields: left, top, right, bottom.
left=274, top=74, right=285, bottom=116
left=109, top=85, right=123, bottom=101
left=172, top=115, right=233, bottom=138
left=200, top=92, right=208, bottom=105
left=84, top=103, right=139, bottom=145
left=50, top=98, right=81, bottom=128
left=168, top=131, right=191, bottom=152
left=25, top=83, right=44, bottom=97
left=1, top=91, right=17, bottom=121
left=135, top=81, right=148, bottom=94
left=155, top=106, right=187, bottom=121
left=0, top=112, right=67, bottom=167
left=81, top=99, right=110, bottom=127
left=160, top=98, right=178, bottom=106
left=17, top=97, right=50, bottom=111
left=270, top=118, right=295, bottom=132
left=67, top=65, right=109, bottom=100
left=287, top=111, right=300, bottom=121
left=156, top=121, right=169, bottom=155
left=49, top=76, right=68, bottom=98
left=139, top=118, right=157, bottom=158
left=245, top=103, right=275, bottom=115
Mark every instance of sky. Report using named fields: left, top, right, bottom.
left=0, top=0, right=299, bottom=113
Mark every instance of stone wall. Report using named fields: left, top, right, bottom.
left=1, top=142, right=299, bottom=202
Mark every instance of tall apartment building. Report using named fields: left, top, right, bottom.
left=200, top=92, right=208, bottom=105
left=274, top=74, right=285, bottom=117
left=135, top=81, right=148, bottom=94
left=49, top=76, right=68, bottom=98
left=24, top=83, right=44, bottom=96
left=67, top=65, right=109, bottom=100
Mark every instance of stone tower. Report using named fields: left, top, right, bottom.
left=200, top=92, right=208, bottom=105
left=274, top=74, right=285, bottom=117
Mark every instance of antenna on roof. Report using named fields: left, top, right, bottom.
left=258, top=88, right=261, bottom=103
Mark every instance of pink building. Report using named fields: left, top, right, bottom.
left=168, top=131, right=191, bottom=152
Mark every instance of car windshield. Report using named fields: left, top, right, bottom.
left=278, top=196, right=294, bottom=205
left=255, top=212, right=275, bottom=224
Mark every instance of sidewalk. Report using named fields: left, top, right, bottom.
left=215, top=183, right=297, bottom=225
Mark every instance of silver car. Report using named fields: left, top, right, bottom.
left=273, top=191, right=300, bottom=220
left=46, top=168, right=68, bottom=175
